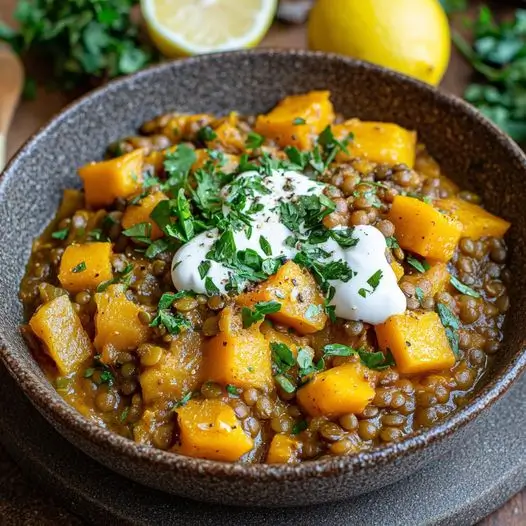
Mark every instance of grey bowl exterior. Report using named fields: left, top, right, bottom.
left=1, top=50, right=526, bottom=507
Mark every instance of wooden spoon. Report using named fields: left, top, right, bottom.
left=0, top=48, right=24, bottom=171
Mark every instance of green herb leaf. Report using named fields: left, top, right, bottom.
left=226, top=384, right=239, bottom=395
left=271, top=341, right=296, bottom=374
left=51, top=227, right=69, bottom=240
left=406, top=255, right=430, bottom=273
left=259, top=236, right=272, bottom=256
left=245, top=131, right=264, bottom=149
left=96, top=264, right=134, bottom=292
left=450, top=276, right=481, bottom=298
left=122, top=222, right=152, bottom=244
left=72, top=262, right=86, bottom=273
left=150, top=309, right=192, bottom=335
left=174, top=391, right=193, bottom=409
left=274, top=374, right=296, bottom=393
left=198, top=260, right=211, bottom=279
left=242, top=301, right=281, bottom=328
left=291, top=420, right=308, bottom=435
left=204, top=277, right=220, bottom=296
left=436, top=303, right=461, bottom=359
left=292, top=117, right=306, bottom=125
left=386, top=236, right=400, bottom=249
left=415, top=287, right=425, bottom=303
left=197, top=126, right=217, bottom=142
left=322, top=344, right=396, bottom=370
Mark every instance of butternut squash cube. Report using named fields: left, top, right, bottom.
left=175, top=399, right=253, bottom=461
left=388, top=195, right=463, bottom=262
left=255, top=91, right=335, bottom=150
left=435, top=197, right=510, bottom=240
left=139, top=332, right=203, bottom=404
left=122, top=191, right=168, bottom=241
left=29, top=295, right=92, bottom=375
left=94, top=285, right=150, bottom=352
left=210, top=121, right=245, bottom=152
left=266, top=434, right=301, bottom=464
left=390, top=260, right=404, bottom=282
left=375, top=311, right=456, bottom=375
left=296, top=362, right=376, bottom=417
left=203, top=306, right=272, bottom=391
left=236, top=261, right=327, bottom=335
left=78, top=149, right=144, bottom=208
left=403, top=262, right=450, bottom=298
left=333, top=119, right=417, bottom=168
left=58, top=242, right=113, bottom=293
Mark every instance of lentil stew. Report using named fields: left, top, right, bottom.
left=20, top=91, right=511, bottom=464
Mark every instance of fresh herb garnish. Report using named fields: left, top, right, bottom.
left=292, top=117, right=306, bottom=125
left=197, top=126, right=217, bottom=143
left=0, top=0, right=156, bottom=91
left=242, top=301, right=281, bottom=328
left=204, top=277, right=220, bottom=296
left=274, top=374, right=296, bottom=393
left=245, top=131, right=264, bottom=149
left=96, top=264, right=134, bottom=292
left=51, top=227, right=69, bottom=240
left=296, top=348, right=324, bottom=378
left=406, top=255, right=430, bottom=273
left=226, top=384, right=239, bottom=395
left=72, top=262, right=86, bottom=273
left=271, top=341, right=296, bottom=374
left=358, top=269, right=383, bottom=298
left=198, top=260, right=211, bottom=279
left=291, top=419, right=308, bottom=435
left=122, top=222, right=152, bottom=244
left=386, top=236, right=400, bottom=249
left=436, top=303, right=461, bottom=359
left=162, top=145, right=197, bottom=194
left=322, top=344, right=396, bottom=370
left=450, top=276, right=481, bottom=298
left=259, top=236, right=272, bottom=256
left=415, top=286, right=425, bottom=304
left=453, top=6, right=526, bottom=142
left=174, top=391, right=193, bottom=409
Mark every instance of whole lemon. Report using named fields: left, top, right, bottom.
left=308, top=0, right=451, bottom=85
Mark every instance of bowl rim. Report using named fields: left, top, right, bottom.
left=2, top=48, right=526, bottom=480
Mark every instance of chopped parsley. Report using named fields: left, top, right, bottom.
left=436, top=303, right=461, bottom=359
left=274, top=374, right=296, bottom=393
left=322, top=344, right=396, bottom=370
left=72, top=261, right=86, bottom=273
left=242, top=301, right=281, bottom=328
left=358, top=269, right=383, bottom=298
left=198, top=260, right=211, bottom=279
left=96, top=264, right=134, bottom=292
left=226, top=384, right=239, bottom=395
left=150, top=293, right=192, bottom=334
left=271, top=341, right=295, bottom=374
left=292, top=117, right=306, bottom=125
left=415, top=287, right=425, bottom=304
left=450, top=276, right=481, bottom=298
left=291, top=419, right=308, bottom=435
left=296, top=347, right=324, bottom=378
left=204, top=277, right=220, bottom=295
left=259, top=236, right=272, bottom=256
left=245, top=131, right=264, bottom=149
left=197, top=125, right=217, bottom=143
left=173, top=391, right=193, bottom=409
left=386, top=236, right=400, bottom=249
left=406, top=255, right=430, bottom=273
left=122, top=222, right=152, bottom=244
left=162, top=144, right=197, bottom=194
left=51, top=227, right=69, bottom=240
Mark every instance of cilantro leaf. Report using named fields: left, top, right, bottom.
left=450, top=276, right=481, bottom=298
left=436, top=303, right=461, bottom=359
left=242, top=301, right=281, bottom=328
left=163, top=145, right=197, bottom=194
left=245, top=131, right=264, bottom=149
left=322, top=344, right=396, bottom=370
left=271, top=341, right=295, bottom=374
left=96, top=264, right=134, bottom=292
left=197, top=126, right=217, bottom=143
left=51, top=227, right=69, bottom=240
left=406, top=255, right=430, bottom=273
left=72, top=262, right=86, bottom=273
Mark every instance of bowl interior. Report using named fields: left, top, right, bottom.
left=1, top=50, right=526, bottom=471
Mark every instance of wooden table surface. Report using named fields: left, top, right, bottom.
left=1, top=0, right=525, bottom=524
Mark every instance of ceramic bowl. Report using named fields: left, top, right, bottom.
left=1, top=50, right=526, bottom=507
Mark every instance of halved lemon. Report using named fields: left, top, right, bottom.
left=141, top=0, right=278, bottom=57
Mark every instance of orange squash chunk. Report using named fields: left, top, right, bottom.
left=203, top=305, right=272, bottom=391
left=266, top=434, right=301, bottom=464
left=388, top=195, right=463, bottom=262
left=122, top=191, right=168, bottom=241
left=139, top=332, right=203, bottom=404
left=29, top=295, right=92, bottom=375
left=236, top=261, right=327, bottom=335
left=333, top=119, right=416, bottom=168
left=435, top=197, right=510, bottom=240
left=79, top=149, right=144, bottom=208
left=390, top=260, right=404, bottom=282
left=404, top=262, right=450, bottom=298
left=58, top=242, right=113, bottom=293
left=255, top=91, right=334, bottom=150
left=210, top=121, right=245, bottom=152
left=296, top=362, right=376, bottom=417
left=175, top=399, right=253, bottom=461
left=375, top=311, right=456, bottom=375
left=94, top=284, right=150, bottom=352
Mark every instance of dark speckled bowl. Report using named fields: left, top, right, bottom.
left=1, top=50, right=526, bottom=508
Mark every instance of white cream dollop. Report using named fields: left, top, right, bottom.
left=171, top=169, right=406, bottom=324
